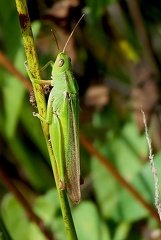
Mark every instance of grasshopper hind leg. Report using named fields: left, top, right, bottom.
left=49, top=112, right=66, bottom=190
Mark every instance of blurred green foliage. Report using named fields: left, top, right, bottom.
left=1, top=0, right=161, bottom=239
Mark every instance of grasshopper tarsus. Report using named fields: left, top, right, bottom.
left=59, top=179, right=66, bottom=190
left=24, top=60, right=28, bottom=68
left=33, top=112, right=38, bottom=117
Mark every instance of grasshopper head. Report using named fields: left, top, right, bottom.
left=52, top=52, right=72, bottom=74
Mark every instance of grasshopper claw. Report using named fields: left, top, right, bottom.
left=33, top=112, right=38, bottom=117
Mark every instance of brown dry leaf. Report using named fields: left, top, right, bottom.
left=43, top=0, right=80, bottom=19
left=84, top=84, right=109, bottom=110
left=39, top=0, right=82, bottom=67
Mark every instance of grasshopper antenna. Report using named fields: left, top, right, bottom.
left=62, top=14, right=85, bottom=53
left=51, top=29, right=60, bottom=51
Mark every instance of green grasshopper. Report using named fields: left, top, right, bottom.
left=25, top=16, right=84, bottom=204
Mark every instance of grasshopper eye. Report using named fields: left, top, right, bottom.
left=58, top=59, right=64, bottom=67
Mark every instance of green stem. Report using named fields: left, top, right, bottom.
left=15, top=0, right=78, bottom=239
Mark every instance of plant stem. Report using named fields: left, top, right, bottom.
left=15, top=0, right=78, bottom=239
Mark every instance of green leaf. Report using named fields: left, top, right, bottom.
left=113, top=222, right=131, bottom=240
left=1, top=194, right=46, bottom=240
left=1, top=190, right=111, bottom=240
left=8, top=135, right=53, bottom=191
left=34, top=189, right=60, bottom=224
left=0, top=217, right=13, bottom=240
left=1, top=5, right=26, bottom=139
left=111, top=120, right=147, bottom=180
left=73, top=201, right=111, bottom=240
left=3, top=71, right=25, bottom=139
left=91, top=151, right=119, bottom=218
left=113, top=150, right=161, bottom=222
left=91, top=119, right=148, bottom=220
left=34, top=190, right=111, bottom=240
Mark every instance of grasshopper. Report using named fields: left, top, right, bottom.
left=25, top=15, right=84, bottom=204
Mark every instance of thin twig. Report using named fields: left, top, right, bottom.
left=141, top=109, right=161, bottom=222
left=0, top=50, right=32, bottom=91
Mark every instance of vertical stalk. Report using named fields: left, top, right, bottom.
left=14, top=0, right=78, bottom=239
